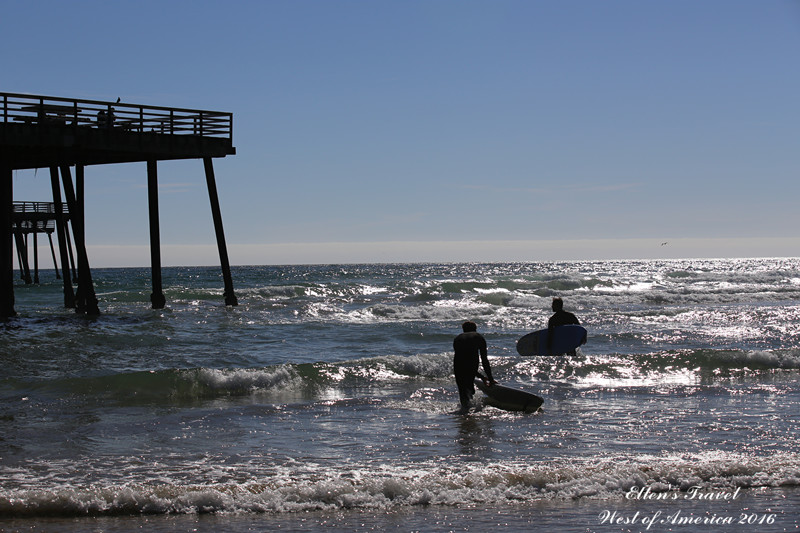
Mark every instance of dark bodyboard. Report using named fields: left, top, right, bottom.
left=516, top=325, right=587, bottom=356
left=475, top=379, right=543, bottom=413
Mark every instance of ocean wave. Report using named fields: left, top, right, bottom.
left=251, top=285, right=307, bottom=299
left=5, top=348, right=798, bottom=408
left=1, top=354, right=455, bottom=407
left=652, top=348, right=800, bottom=372
left=706, top=349, right=800, bottom=369
left=360, top=303, right=489, bottom=322
left=2, top=451, right=799, bottom=516
left=503, top=348, right=800, bottom=390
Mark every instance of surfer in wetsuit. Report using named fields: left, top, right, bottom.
left=548, top=297, right=580, bottom=355
left=453, top=321, right=496, bottom=411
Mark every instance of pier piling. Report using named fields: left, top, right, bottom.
left=148, top=159, right=166, bottom=310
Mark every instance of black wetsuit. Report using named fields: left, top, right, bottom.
left=548, top=310, right=579, bottom=329
left=453, top=331, right=494, bottom=408
left=548, top=310, right=580, bottom=354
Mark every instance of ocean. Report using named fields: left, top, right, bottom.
left=2, top=259, right=800, bottom=532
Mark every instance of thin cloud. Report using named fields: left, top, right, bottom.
left=460, top=182, right=640, bottom=194
left=158, top=182, right=197, bottom=193
left=131, top=181, right=197, bottom=193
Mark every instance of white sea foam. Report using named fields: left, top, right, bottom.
left=196, top=366, right=299, bottom=392
left=3, top=451, right=799, bottom=516
left=736, top=350, right=800, bottom=369
left=348, top=302, right=491, bottom=323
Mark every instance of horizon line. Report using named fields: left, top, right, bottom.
left=27, top=236, right=800, bottom=268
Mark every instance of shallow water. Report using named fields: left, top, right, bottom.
left=2, top=259, right=800, bottom=531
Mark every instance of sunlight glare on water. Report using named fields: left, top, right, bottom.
left=3, top=259, right=800, bottom=531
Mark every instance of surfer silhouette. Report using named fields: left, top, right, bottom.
left=548, top=297, right=580, bottom=355
left=453, top=321, right=496, bottom=411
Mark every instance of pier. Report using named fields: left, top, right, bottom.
left=12, top=201, right=68, bottom=285
left=0, top=91, right=238, bottom=317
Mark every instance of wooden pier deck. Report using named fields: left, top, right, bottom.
left=1, top=91, right=238, bottom=317
left=1, top=92, right=235, bottom=168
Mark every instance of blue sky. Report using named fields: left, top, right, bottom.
left=4, top=1, right=800, bottom=266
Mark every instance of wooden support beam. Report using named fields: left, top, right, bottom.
left=203, top=157, right=237, bottom=306
left=60, top=165, right=99, bottom=315
left=64, top=224, right=77, bottom=283
left=0, top=165, right=15, bottom=318
left=22, top=233, right=32, bottom=283
left=50, top=167, right=76, bottom=308
left=14, top=231, right=24, bottom=280
left=48, top=233, right=61, bottom=280
left=14, top=230, right=31, bottom=284
left=147, top=159, right=166, bottom=309
left=33, top=231, right=39, bottom=284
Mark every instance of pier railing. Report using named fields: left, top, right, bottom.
left=13, top=201, right=65, bottom=215
left=12, top=202, right=64, bottom=232
left=1, top=91, right=232, bottom=141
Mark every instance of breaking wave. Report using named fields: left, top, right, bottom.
left=2, top=451, right=799, bottom=517
left=4, top=347, right=799, bottom=409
